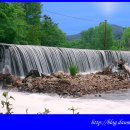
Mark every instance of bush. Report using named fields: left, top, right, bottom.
left=1, top=92, right=15, bottom=114
left=69, top=64, right=78, bottom=76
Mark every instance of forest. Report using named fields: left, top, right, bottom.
left=0, top=2, right=130, bottom=50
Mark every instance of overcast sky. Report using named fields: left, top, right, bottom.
left=43, top=2, right=130, bottom=35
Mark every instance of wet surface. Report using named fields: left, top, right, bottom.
left=0, top=89, right=130, bottom=114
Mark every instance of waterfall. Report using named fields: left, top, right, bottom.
left=1, top=44, right=130, bottom=77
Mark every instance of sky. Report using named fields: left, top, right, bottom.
left=43, top=2, right=130, bottom=35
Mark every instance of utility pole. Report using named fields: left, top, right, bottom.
left=104, top=19, right=107, bottom=50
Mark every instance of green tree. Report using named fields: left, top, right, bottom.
left=95, top=22, right=114, bottom=50
left=0, top=3, right=16, bottom=43
left=81, top=22, right=114, bottom=50
left=41, top=15, right=66, bottom=47
left=61, top=40, right=82, bottom=48
left=0, top=2, right=27, bottom=44
left=20, top=2, right=42, bottom=45
left=81, top=28, right=95, bottom=49
left=10, top=3, right=28, bottom=44
left=122, top=27, right=130, bottom=47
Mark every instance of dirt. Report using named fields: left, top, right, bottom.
left=1, top=71, right=130, bottom=97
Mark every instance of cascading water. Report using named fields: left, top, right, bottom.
left=1, top=44, right=130, bottom=114
left=1, top=44, right=130, bottom=77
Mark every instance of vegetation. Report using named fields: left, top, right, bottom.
left=81, top=22, right=114, bottom=50
left=0, top=2, right=66, bottom=45
left=68, top=106, right=79, bottom=114
left=66, top=24, right=124, bottom=41
left=37, top=108, right=50, bottom=114
left=69, top=64, right=78, bottom=76
left=111, top=24, right=124, bottom=40
left=41, top=15, right=66, bottom=47
left=66, top=23, right=130, bottom=51
left=61, top=40, right=81, bottom=48
left=1, top=92, right=15, bottom=114
left=0, top=92, right=79, bottom=114
left=122, top=27, right=130, bottom=48
left=0, top=2, right=130, bottom=50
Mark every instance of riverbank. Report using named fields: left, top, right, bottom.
left=1, top=71, right=130, bottom=97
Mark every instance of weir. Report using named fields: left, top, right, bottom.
left=0, top=43, right=130, bottom=77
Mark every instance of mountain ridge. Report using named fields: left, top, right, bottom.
left=66, top=24, right=125, bottom=41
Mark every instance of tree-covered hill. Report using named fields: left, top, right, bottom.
left=66, top=24, right=125, bottom=41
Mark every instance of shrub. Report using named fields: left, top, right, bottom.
left=69, top=64, right=78, bottom=76
left=37, top=108, right=50, bottom=114
left=1, top=92, right=15, bottom=114
left=68, top=106, right=79, bottom=114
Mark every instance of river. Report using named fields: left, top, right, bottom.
left=0, top=89, right=130, bottom=114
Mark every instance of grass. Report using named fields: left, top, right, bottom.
left=69, top=64, right=78, bottom=76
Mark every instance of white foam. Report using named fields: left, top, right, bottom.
left=0, top=90, right=130, bottom=114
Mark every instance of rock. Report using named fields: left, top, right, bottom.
left=3, top=68, right=130, bottom=98
left=13, top=80, right=23, bottom=87
left=32, top=89, right=38, bottom=93
left=41, top=73, right=51, bottom=78
left=0, top=73, right=19, bottom=89
left=101, top=65, right=113, bottom=75
left=38, top=85, right=44, bottom=90
left=22, top=77, right=33, bottom=83
left=99, top=94, right=102, bottom=97
left=51, top=71, right=65, bottom=78
left=25, top=70, right=40, bottom=78
left=58, top=79, right=71, bottom=85
left=24, top=82, right=32, bottom=88
left=41, top=74, right=54, bottom=79
left=2, top=65, right=11, bottom=74
left=0, top=73, right=3, bottom=80
left=2, top=79, right=8, bottom=89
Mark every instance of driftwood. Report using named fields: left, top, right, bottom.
left=122, top=63, right=130, bottom=76
left=113, top=60, right=130, bottom=78
left=103, top=65, right=113, bottom=74
left=115, top=58, right=130, bottom=78
left=96, top=59, right=130, bottom=79
left=117, top=59, right=126, bottom=70
left=96, top=65, right=113, bottom=75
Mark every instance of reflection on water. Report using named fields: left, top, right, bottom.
left=0, top=89, right=130, bottom=114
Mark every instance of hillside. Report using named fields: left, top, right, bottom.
left=110, top=24, right=125, bottom=40
left=66, top=33, right=81, bottom=41
left=66, top=24, right=125, bottom=41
